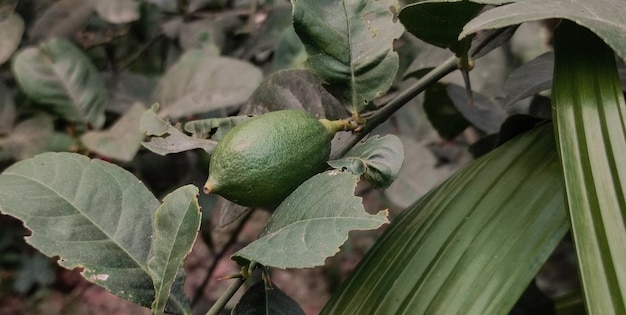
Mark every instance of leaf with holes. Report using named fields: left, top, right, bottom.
left=232, top=171, right=389, bottom=269
left=0, top=152, right=190, bottom=314
left=292, top=0, right=404, bottom=116
left=328, top=135, right=404, bottom=189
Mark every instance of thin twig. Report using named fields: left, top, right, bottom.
left=117, top=33, right=166, bottom=72
left=190, top=210, right=254, bottom=307
left=205, top=277, right=247, bottom=315
left=204, top=262, right=258, bottom=315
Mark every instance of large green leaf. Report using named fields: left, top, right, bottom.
left=154, top=49, right=263, bottom=119
left=12, top=38, right=108, bottom=128
left=148, top=185, right=200, bottom=314
left=0, top=153, right=189, bottom=314
left=322, top=124, right=569, bottom=314
left=460, top=0, right=626, bottom=62
left=0, top=13, right=24, bottom=65
left=81, top=103, right=146, bottom=162
left=232, top=171, right=389, bottom=269
left=292, top=0, right=404, bottom=116
left=552, top=21, right=626, bottom=314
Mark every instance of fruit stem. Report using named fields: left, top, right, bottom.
left=319, top=118, right=358, bottom=138
left=331, top=55, right=459, bottom=159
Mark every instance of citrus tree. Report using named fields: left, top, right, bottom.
left=0, top=0, right=625, bottom=314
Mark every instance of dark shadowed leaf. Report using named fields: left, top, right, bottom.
left=81, top=103, right=146, bottom=162
left=232, top=171, right=388, bottom=269
left=0, top=81, right=16, bottom=134
left=12, top=39, right=108, bottom=128
left=232, top=281, right=305, bottom=315
left=241, top=69, right=346, bottom=119
left=0, top=13, right=23, bottom=65
left=140, top=104, right=217, bottom=155
left=404, top=42, right=454, bottom=79
left=293, top=0, right=404, bottom=115
left=447, top=83, right=507, bottom=134
left=399, top=1, right=483, bottom=56
left=0, top=153, right=189, bottom=314
left=423, top=83, right=471, bottom=140
left=470, top=25, right=518, bottom=58
left=328, top=135, right=404, bottom=189
left=322, top=124, right=568, bottom=315
left=504, top=52, right=554, bottom=107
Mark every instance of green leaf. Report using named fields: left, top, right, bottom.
left=328, top=135, right=404, bottom=189
left=552, top=21, right=626, bottom=314
left=241, top=70, right=345, bottom=119
left=148, top=185, right=200, bottom=315
left=292, top=0, right=404, bottom=115
left=154, top=49, right=263, bottom=119
left=322, top=124, right=568, bottom=315
left=140, top=104, right=217, bottom=155
left=81, top=103, right=146, bottom=162
left=0, top=152, right=189, bottom=314
left=232, top=171, right=389, bottom=269
left=0, top=115, right=54, bottom=160
left=460, top=0, right=626, bottom=62
left=0, top=13, right=24, bottom=65
left=90, top=0, right=140, bottom=24
left=183, top=115, right=253, bottom=141
left=12, top=38, right=108, bottom=128
left=399, top=0, right=484, bottom=56
left=232, top=281, right=305, bottom=315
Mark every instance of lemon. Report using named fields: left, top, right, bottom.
left=204, top=110, right=335, bottom=207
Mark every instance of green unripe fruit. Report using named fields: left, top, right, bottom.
left=204, top=110, right=336, bottom=207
